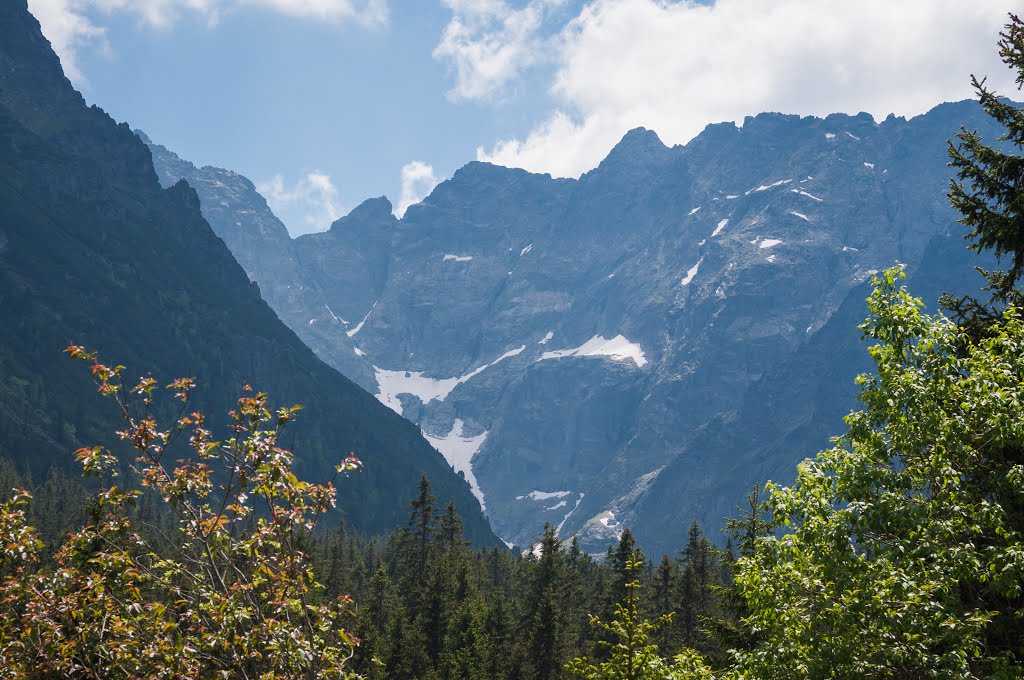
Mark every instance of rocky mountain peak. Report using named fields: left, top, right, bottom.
left=331, top=196, right=395, bottom=229
left=0, top=0, right=85, bottom=135
left=592, top=126, right=672, bottom=174
left=148, top=98, right=1005, bottom=555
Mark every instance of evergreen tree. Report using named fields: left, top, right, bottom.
left=440, top=594, right=487, bottom=680
left=723, top=485, right=772, bottom=560
left=421, top=502, right=470, bottom=667
left=651, top=554, right=679, bottom=654
left=565, top=555, right=712, bottom=680
left=439, top=500, right=468, bottom=551
left=352, top=565, right=395, bottom=678
left=608, top=528, right=645, bottom=609
left=564, top=535, right=596, bottom=659
left=324, top=518, right=352, bottom=597
left=705, top=487, right=772, bottom=664
left=404, top=473, right=438, bottom=577
left=524, top=524, right=567, bottom=680
left=481, top=593, right=520, bottom=680
left=946, top=13, right=1024, bottom=333
left=676, top=522, right=720, bottom=653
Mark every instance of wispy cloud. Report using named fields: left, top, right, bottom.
left=257, top=170, right=342, bottom=235
left=28, top=0, right=388, bottom=84
left=396, top=161, right=440, bottom=218
left=473, top=0, right=1016, bottom=178
left=433, top=0, right=565, bottom=102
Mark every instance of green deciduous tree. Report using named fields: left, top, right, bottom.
left=0, top=345, right=363, bottom=678
left=734, top=268, right=1024, bottom=678
left=730, top=15, right=1024, bottom=679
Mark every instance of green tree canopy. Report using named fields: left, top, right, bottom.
left=733, top=268, right=1024, bottom=678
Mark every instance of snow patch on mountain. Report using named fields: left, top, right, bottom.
left=493, top=345, right=526, bottom=364
left=582, top=510, right=623, bottom=542
left=681, top=257, right=703, bottom=286
left=424, top=418, right=488, bottom=510
left=540, top=335, right=647, bottom=368
left=517, top=490, right=572, bottom=501
left=324, top=304, right=346, bottom=324
left=374, top=344, right=527, bottom=414
left=712, top=219, right=729, bottom=237
left=790, top=211, right=810, bottom=222
left=375, top=369, right=464, bottom=414
left=557, top=493, right=586, bottom=536
left=747, top=179, right=791, bottom=194
left=443, top=254, right=473, bottom=262
left=346, top=302, right=376, bottom=337
left=792, top=189, right=824, bottom=202
left=520, top=243, right=533, bottom=256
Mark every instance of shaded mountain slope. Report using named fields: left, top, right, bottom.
left=0, top=0, right=498, bottom=547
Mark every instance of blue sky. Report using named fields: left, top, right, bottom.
left=29, top=0, right=1018, bottom=235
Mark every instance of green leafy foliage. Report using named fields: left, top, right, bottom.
left=0, top=347, right=363, bottom=678
left=734, top=268, right=1024, bottom=678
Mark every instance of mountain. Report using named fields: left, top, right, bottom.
left=145, top=98, right=1001, bottom=555
left=0, top=0, right=500, bottom=548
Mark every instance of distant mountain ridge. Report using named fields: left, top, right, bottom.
left=0, top=0, right=500, bottom=548
left=146, top=94, right=1001, bottom=554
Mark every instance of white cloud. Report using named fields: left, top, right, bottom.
left=257, top=170, right=342, bottom=235
left=396, top=161, right=441, bottom=218
left=28, top=0, right=388, bottom=84
left=433, top=0, right=565, bottom=102
left=243, top=0, right=387, bottom=24
left=475, top=0, right=1017, bottom=178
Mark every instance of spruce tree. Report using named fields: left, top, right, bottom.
left=676, top=522, right=722, bottom=655
left=946, top=13, right=1024, bottom=332
left=524, top=524, right=567, bottom=680
left=406, top=473, right=438, bottom=576
left=482, top=594, right=520, bottom=680
left=651, top=554, right=679, bottom=654
left=607, top=528, right=645, bottom=616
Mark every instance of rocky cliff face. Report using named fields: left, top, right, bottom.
left=146, top=101, right=1000, bottom=555
left=0, top=0, right=500, bottom=548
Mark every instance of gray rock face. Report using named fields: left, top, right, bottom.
left=144, top=101, right=1001, bottom=555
